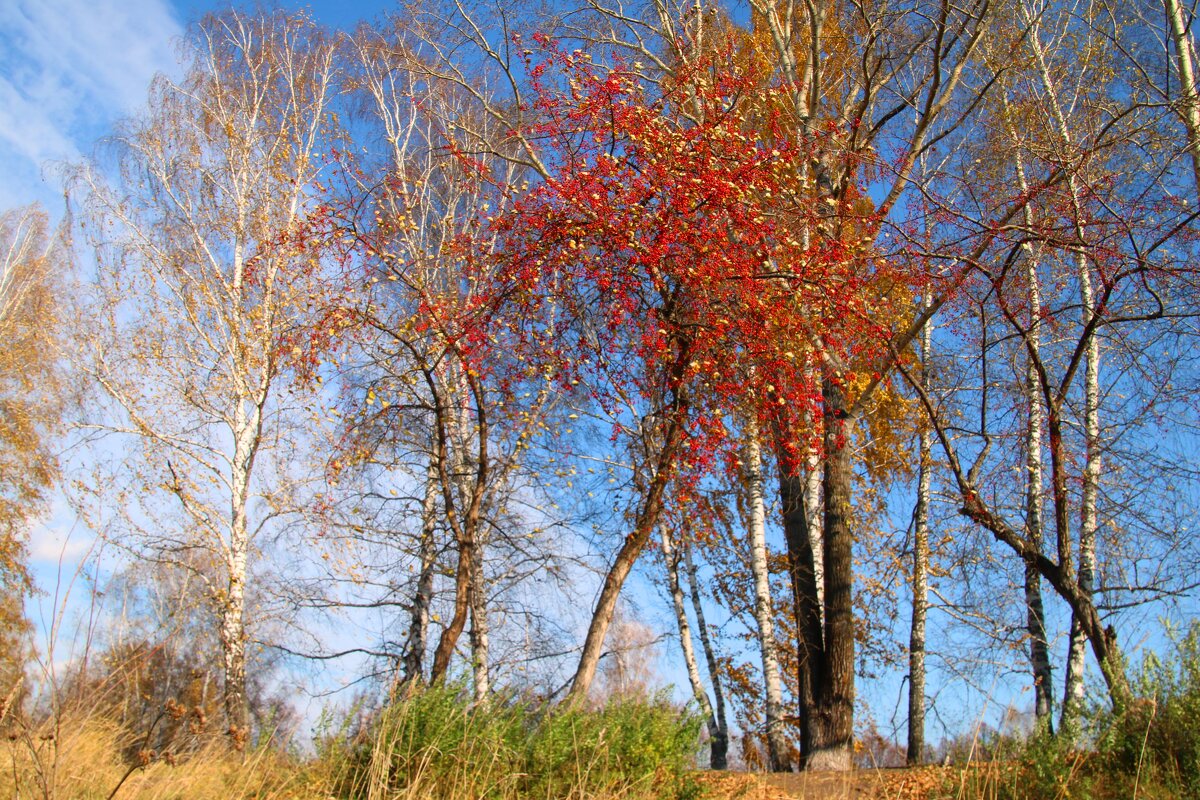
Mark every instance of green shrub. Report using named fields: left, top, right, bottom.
left=327, top=683, right=702, bottom=800
left=946, top=622, right=1200, bottom=800
left=934, top=729, right=1094, bottom=800
left=1095, top=621, right=1200, bottom=799
left=524, top=695, right=703, bottom=798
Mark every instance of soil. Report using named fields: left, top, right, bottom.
left=694, top=766, right=950, bottom=800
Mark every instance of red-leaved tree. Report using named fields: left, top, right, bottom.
left=479, top=42, right=913, bottom=722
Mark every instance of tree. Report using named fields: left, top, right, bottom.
left=660, top=513, right=729, bottom=768
left=483, top=34, right=936, bottom=731
left=572, top=0, right=997, bottom=769
left=742, top=420, right=792, bottom=770
left=304, top=22, right=573, bottom=704
left=483, top=47, right=794, bottom=707
left=907, top=301, right=933, bottom=765
left=75, top=11, right=340, bottom=733
left=898, top=0, right=1200, bottom=711
left=745, top=0, right=995, bottom=767
left=0, top=203, right=69, bottom=693
left=1163, top=0, right=1200, bottom=196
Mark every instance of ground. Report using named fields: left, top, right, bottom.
left=695, top=767, right=950, bottom=800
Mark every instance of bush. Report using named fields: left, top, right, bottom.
left=944, top=622, right=1200, bottom=800
left=1095, top=621, right=1200, bottom=799
left=326, top=683, right=702, bottom=800
left=525, top=696, right=702, bottom=798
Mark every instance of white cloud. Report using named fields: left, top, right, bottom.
left=28, top=519, right=96, bottom=565
left=0, top=0, right=183, bottom=209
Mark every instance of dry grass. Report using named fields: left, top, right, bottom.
left=0, top=707, right=1176, bottom=800
left=0, top=714, right=321, bottom=800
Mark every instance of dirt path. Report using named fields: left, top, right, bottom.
left=695, top=767, right=948, bottom=800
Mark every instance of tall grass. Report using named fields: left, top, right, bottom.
left=0, top=683, right=701, bottom=800
left=0, top=713, right=305, bottom=800
left=940, top=621, right=1200, bottom=800
left=322, top=683, right=703, bottom=800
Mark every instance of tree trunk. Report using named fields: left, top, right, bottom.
left=901, top=332, right=1132, bottom=712
left=1166, top=0, right=1200, bottom=196
left=1063, top=251, right=1100, bottom=730
left=430, top=539, right=472, bottom=683
left=222, top=407, right=257, bottom=734
left=428, top=361, right=488, bottom=685
left=1018, top=14, right=1105, bottom=728
left=957, top=489, right=1130, bottom=709
left=779, top=444, right=822, bottom=762
left=469, top=534, right=490, bottom=703
left=744, top=422, right=792, bottom=771
left=907, top=317, right=931, bottom=766
left=662, top=523, right=725, bottom=769
left=565, top=404, right=687, bottom=705
left=1025, top=564, right=1054, bottom=725
left=398, top=464, right=439, bottom=692
left=683, top=532, right=729, bottom=770
left=455, top=372, right=491, bottom=705
left=777, top=379, right=855, bottom=772
left=219, top=562, right=248, bottom=734
left=803, top=367, right=826, bottom=615
left=808, top=378, right=855, bottom=771
left=1006, top=105, right=1055, bottom=730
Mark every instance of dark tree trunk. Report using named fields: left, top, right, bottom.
left=779, top=453, right=822, bottom=761
left=430, top=540, right=472, bottom=683
left=1026, top=564, right=1055, bottom=728
left=811, top=379, right=855, bottom=771
left=776, top=378, right=856, bottom=772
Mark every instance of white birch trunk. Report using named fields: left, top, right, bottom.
left=661, top=524, right=721, bottom=764
left=1166, top=0, right=1200, bottom=195
left=802, top=366, right=825, bottom=616
left=399, top=462, right=440, bottom=690
left=683, top=534, right=729, bottom=769
left=1063, top=255, right=1101, bottom=724
left=469, top=539, right=490, bottom=703
left=451, top=365, right=490, bottom=704
left=1006, top=102, right=1055, bottom=726
left=1020, top=5, right=1102, bottom=726
left=745, top=421, right=792, bottom=771
left=907, top=311, right=932, bottom=765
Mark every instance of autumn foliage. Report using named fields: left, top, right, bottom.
left=8, top=0, right=1200, bottom=793
left=477, top=39, right=911, bottom=474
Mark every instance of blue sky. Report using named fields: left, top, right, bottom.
left=2, top=0, right=398, bottom=572
left=0, top=0, right=394, bottom=214
left=0, top=0, right=181, bottom=210
left=2, top=0, right=394, bottom=693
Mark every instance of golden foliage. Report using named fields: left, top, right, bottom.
left=0, top=203, right=68, bottom=686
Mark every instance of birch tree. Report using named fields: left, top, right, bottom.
left=732, top=0, right=996, bottom=770
left=1164, top=0, right=1200, bottom=195
left=899, top=0, right=1200, bottom=713
left=316, top=24, right=565, bottom=703
left=76, top=11, right=339, bottom=732
left=907, top=305, right=933, bottom=765
left=742, top=422, right=791, bottom=771
left=660, top=517, right=729, bottom=768
left=0, top=204, right=70, bottom=691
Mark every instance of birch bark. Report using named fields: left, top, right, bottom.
left=744, top=421, right=792, bottom=771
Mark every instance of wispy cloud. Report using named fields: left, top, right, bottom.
left=0, top=0, right=183, bottom=209
left=29, top=523, right=96, bottom=565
